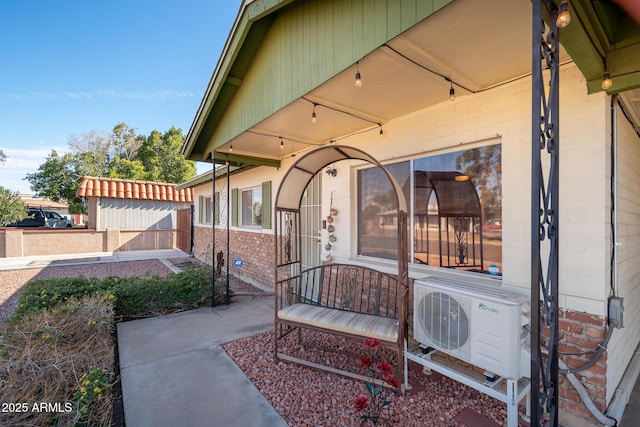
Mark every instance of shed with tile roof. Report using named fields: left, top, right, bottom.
left=76, top=177, right=194, bottom=233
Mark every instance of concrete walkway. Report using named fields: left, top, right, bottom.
left=117, top=297, right=287, bottom=427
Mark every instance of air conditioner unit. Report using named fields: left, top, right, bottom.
left=413, top=276, right=530, bottom=380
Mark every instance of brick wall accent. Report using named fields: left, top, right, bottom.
left=556, top=309, right=609, bottom=427
left=193, top=225, right=274, bottom=288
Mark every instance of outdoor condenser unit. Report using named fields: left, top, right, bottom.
left=413, top=276, right=531, bottom=380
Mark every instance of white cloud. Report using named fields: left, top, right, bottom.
left=0, top=146, right=68, bottom=194
left=0, top=91, right=61, bottom=101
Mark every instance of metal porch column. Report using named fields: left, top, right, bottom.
left=531, top=1, right=561, bottom=425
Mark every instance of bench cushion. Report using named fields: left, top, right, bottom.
left=278, top=303, right=398, bottom=342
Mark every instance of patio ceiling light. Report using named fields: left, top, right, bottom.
left=556, top=1, right=571, bottom=28
left=379, top=124, right=384, bottom=138
left=355, top=62, right=362, bottom=88
left=601, top=57, right=613, bottom=90
left=280, top=137, right=284, bottom=150
left=449, top=81, right=456, bottom=102
left=311, top=103, right=317, bottom=123
left=602, top=71, right=613, bottom=90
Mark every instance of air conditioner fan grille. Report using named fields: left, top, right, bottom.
left=417, top=291, right=469, bottom=350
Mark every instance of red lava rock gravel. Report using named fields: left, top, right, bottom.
left=224, top=329, right=524, bottom=427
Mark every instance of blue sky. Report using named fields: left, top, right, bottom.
left=0, top=0, right=239, bottom=194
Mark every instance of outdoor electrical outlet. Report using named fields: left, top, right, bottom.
left=608, top=296, right=624, bottom=329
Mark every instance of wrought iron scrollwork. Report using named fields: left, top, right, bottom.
left=531, top=1, right=561, bottom=426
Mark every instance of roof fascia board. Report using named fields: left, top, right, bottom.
left=559, top=0, right=640, bottom=93
left=183, top=0, right=295, bottom=160
left=212, top=151, right=281, bottom=168
left=175, top=165, right=254, bottom=190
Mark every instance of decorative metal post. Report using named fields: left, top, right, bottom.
left=212, top=161, right=216, bottom=307
left=531, top=1, right=560, bottom=425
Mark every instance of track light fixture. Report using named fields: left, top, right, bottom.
left=378, top=124, right=384, bottom=138
left=311, top=103, right=317, bottom=123
left=449, top=81, right=455, bottom=101
left=556, top=1, right=571, bottom=29
left=280, top=137, right=284, bottom=150
left=229, top=144, right=233, bottom=152
left=355, top=62, right=362, bottom=88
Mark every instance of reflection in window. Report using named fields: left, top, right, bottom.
left=357, top=144, right=502, bottom=275
left=242, top=188, right=262, bottom=227
left=204, top=196, right=213, bottom=224
left=357, top=161, right=410, bottom=261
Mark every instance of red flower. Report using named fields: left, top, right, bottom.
left=364, top=337, right=380, bottom=349
left=385, top=376, right=401, bottom=390
left=376, top=361, right=394, bottom=377
left=354, top=395, right=369, bottom=412
left=359, top=356, right=374, bottom=369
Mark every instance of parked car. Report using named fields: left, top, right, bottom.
left=6, top=208, right=46, bottom=227
left=482, top=218, right=502, bottom=240
left=44, top=211, right=73, bottom=228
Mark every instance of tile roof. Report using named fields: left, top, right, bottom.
left=76, top=177, right=194, bottom=203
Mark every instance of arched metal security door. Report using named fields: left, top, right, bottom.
left=273, top=144, right=410, bottom=324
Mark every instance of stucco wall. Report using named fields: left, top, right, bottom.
left=0, top=228, right=176, bottom=257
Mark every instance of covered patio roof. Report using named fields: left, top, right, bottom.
left=183, top=0, right=640, bottom=166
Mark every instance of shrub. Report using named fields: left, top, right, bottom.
left=12, top=264, right=228, bottom=321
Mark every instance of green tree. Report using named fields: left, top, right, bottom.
left=137, top=129, right=163, bottom=180
left=455, top=144, right=502, bottom=220
left=25, top=150, right=86, bottom=214
left=0, top=186, right=28, bottom=226
left=111, top=122, right=144, bottom=160
left=26, top=124, right=197, bottom=214
left=108, top=157, right=146, bottom=180
left=138, top=127, right=195, bottom=183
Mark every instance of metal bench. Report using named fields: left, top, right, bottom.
left=274, top=263, right=409, bottom=382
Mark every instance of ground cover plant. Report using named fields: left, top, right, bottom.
left=0, top=294, right=115, bottom=426
left=0, top=264, right=225, bottom=426
left=13, top=264, right=226, bottom=321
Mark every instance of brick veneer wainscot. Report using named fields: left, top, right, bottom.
left=193, top=226, right=275, bottom=288
left=556, top=310, right=608, bottom=426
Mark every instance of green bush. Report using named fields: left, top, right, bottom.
left=12, top=265, right=230, bottom=322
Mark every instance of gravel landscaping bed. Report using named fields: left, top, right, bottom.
left=224, top=330, right=522, bottom=427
